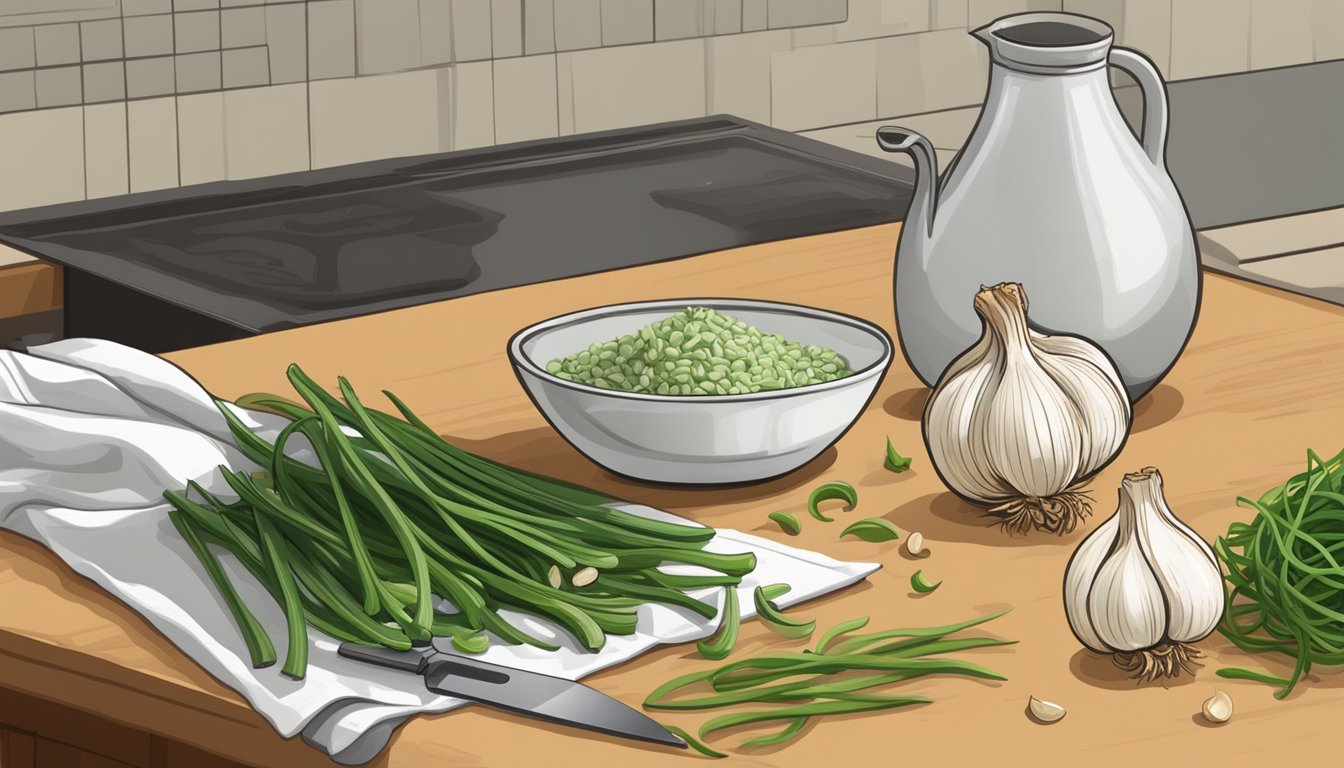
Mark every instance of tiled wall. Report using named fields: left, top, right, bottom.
left=0, top=0, right=1339, bottom=212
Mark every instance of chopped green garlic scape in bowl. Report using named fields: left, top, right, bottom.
left=509, top=299, right=893, bottom=484
left=544, top=306, right=856, bottom=396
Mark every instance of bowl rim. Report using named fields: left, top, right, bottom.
left=507, top=297, right=895, bottom=403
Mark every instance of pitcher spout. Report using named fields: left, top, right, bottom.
left=970, top=22, right=995, bottom=47
left=876, top=127, right=939, bottom=240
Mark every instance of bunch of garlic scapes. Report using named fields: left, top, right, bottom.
left=1064, top=467, right=1225, bottom=679
left=922, top=283, right=1131, bottom=534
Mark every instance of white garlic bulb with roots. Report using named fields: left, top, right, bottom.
left=921, top=282, right=1132, bottom=534
left=1063, top=467, right=1226, bottom=679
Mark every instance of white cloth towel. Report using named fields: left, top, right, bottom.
left=0, top=339, right=878, bottom=764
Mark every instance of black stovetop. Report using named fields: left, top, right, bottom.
left=0, top=116, right=913, bottom=345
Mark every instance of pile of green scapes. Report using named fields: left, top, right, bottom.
left=1216, top=447, right=1344, bottom=698
left=649, top=589, right=1012, bottom=756
left=166, top=365, right=756, bottom=679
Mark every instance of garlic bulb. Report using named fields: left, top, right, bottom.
left=922, top=283, right=1131, bottom=534
left=1063, top=468, right=1226, bottom=680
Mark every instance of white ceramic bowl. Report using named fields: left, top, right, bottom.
left=508, top=299, right=893, bottom=485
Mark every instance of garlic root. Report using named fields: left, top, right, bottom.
left=989, top=490, right=1093, bottom=536
left=1114, top=642, right=1203, bottom=681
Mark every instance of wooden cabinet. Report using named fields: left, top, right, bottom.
left=2, top=727, right=37, bottom=768
left=0, top=688, right=246, bottom=768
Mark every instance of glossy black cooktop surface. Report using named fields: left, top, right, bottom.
left=0, top=116, right=913, bottom=335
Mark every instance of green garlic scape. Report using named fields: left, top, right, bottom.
left=546, top=307, right=855, bottom=395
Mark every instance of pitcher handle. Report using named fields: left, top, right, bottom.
left=1108, top=47, right=1169, bottom=167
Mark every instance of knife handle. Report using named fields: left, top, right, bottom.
left=337, top=642, right=436, bottom=673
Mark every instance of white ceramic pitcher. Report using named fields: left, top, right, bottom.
left=878, top=12, right=1200, bottom=402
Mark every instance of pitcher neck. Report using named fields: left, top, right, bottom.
left=975, top=12, right=1114, bottom=76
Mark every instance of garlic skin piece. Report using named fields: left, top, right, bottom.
left=922, top=283, right=1132, bottom=534
left=1063, top=468, right=1226, bottom=679
left=1027, top=696, right=1066, bottom=723
left=1202, top=690, right=1233, bottom=723
left=906, top=531, right=925, bottom=556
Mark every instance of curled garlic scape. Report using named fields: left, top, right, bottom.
left=1063, top=468, right=1226, bottom=680
left=922, top=283, right=1132, bottom=534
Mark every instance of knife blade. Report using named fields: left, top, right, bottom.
left=337, top=642, right=685, bottom=749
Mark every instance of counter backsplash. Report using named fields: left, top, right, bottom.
left=0, top=0, right=1338, bottom=213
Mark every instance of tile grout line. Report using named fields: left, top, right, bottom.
left=305, top=1, right=313, bottom=171
left=120, top=4, right=131, bottom=195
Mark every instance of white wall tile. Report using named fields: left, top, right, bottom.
left=224, top=83, right=309, bottom=180
left=1316, top=0, right=1344, bottom=61
left=878, top=27, right=987, bottom=117
left=707, top=29, right=790, bottom=124
left=834, top=0, right=932, bottom=42
left=84, top=103, right=128, bottom=199
left=704, top=0, right=742, bottom=35
left=600, top=0, right=652, bottom=45
left=266, top=3, right=309, bottom=83
left=175, top=10, right=222, bottom=54
left=1118, top=0, right=1171, bottom=77
left=222, top=6, right=266, bottom=48
left=0, top=28, right=35, bottom=71
left=767, top=0, right=848, bottom=28
left=0, top=108, right=84, bottom=210
left=555, top=0, right=601, bottom=50
left=309, top=0, right=356, bottom=80
left=36, top=67, right=82, bottom=108
left=791, top=25, right=836, bottom=48
left=743, top=0, right=767, bottom=30
left=771, top=39, right=877, bottom=131
left=931, top=0, right=969, bottom=29
left=35, top=24, right=80, bottom=66
left=357, top=0, right=421, bottom=74
left=656, top=0, right=702, bottom=41
left=0, top=71, right=35, bottom=114
left=494, top=53, right=559, bottom=143
left=1170, top=0, right=1249, bottom=79
left=452, top=60, right=495, bottom=148
left=525, top=0, right=557, bottom=54
left=568, top=38, right=704, bottom=133
left=310, top=70, right=443, bottom=168
left=420, top=0, right=454, bottom=65
left=1250, top=0, right=1312, bottom=69
left=968, top=0, right=1062, bottom=28
left=177, top=91, right=226, bottom=185
left=128, top=97, right=178, bottom=193
left=1062, top=0, right=1121, bottom=30
left=556, top=51, right=575, bottom=133
left=492, top=0, right=524, bottom=57
left=453, top=0, right=494, bottom=61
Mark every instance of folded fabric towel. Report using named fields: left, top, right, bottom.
left=0, top=339, right=878, bottom=764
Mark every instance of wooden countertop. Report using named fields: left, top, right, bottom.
left=3, top=222, right=1343, bottom=767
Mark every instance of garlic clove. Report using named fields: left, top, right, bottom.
left=1062, top=512, right=1120, bottom=654
left=1085, top=494, right=1166, bottom=652
left=1032, top=335, right=1132, bottom=477
left=1027, top=696, right=1066, bottom=723
left=924, top=342, right=1008, bottom=502
left=1202, top=690, right=1233, bottom=723
left=906, top=531, right=926, bottom=556
left=1126, top=469, right=1224, bottom=644
left=979, top=290, right=1083, bottom=499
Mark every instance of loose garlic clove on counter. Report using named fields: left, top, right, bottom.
left=906, top=531, right=925, bottom=556
left=1202, top=690, right=1233, bottom=723
left=1027, top=696, right=1066, bottom=723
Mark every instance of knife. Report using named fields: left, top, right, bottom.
left=338, top=641, right=685, bottom=749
